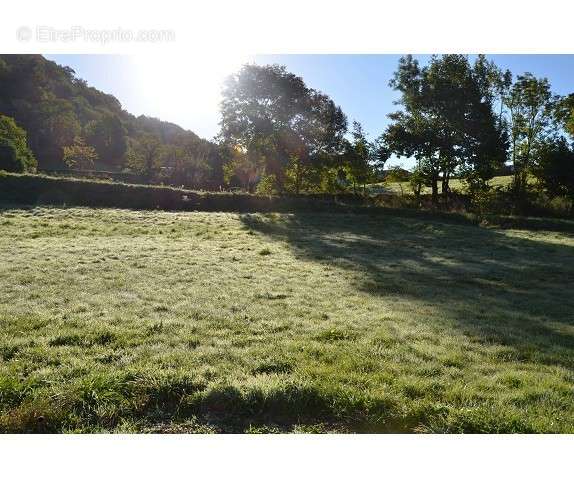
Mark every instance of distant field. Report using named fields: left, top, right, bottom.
left=370, top=175, right=513, bottom=195
left=1, top=206, right=573, bottom=433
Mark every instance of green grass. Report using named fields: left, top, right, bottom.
left=1, top=205, right=573, bottom=433
left=371, top=175, right=513, bottom=195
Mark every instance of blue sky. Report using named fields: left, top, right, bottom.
left=45, top=54, right=574, bottom=167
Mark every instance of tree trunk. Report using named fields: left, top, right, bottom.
left=441, top=172, right=450, bottom=207
left=295, top=163, right=303, bottom=195
left=431, top=176, right=439, bottom=205
left=415, top=183, right=422, bottom=198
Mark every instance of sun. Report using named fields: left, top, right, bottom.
left=128, top=52, right=253, bottom=137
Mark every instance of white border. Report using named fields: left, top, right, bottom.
left=1, top=434, right=573, bottom=487
left=1, top=0, right=574, bottom=54
left=1, top=1, right=573, bottom=486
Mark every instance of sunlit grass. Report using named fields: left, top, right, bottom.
left=370, top=175, right=513, bottom=195
left=1, top=206, right=573, bottom=432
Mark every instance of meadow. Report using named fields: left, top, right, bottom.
left=369, top=175, right=513, bottom=195
left=1, top=205, right=573, bottom=433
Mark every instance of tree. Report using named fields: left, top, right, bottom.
left=371, top=133, right=391, bottom=175
left=0, top=114, right=37, bottom=172
left=223, top=146, right=264, bottom=192
left=555, top=93, right=574, bottom=139
left=383, top=55, right=454, bottom=204
left=162, top=138, right=211, bottom=188
left=343, top=121, right=373, bottom=193
left=382, top=55, right=507, bottom=205
left=62, top=136, right=97, bottom=169
left=382, top=54, right=445, bottom=204
left=127, top=135, right=163, bottom=180
left=219, top=64, right=347, bottom=194
left=0, top=55, right=218, bottom=181
left=409, top=166, right=426, bottom=198
left=532, top=137, right=574, bottom=200
left=85, top=113, right=127, bottom=165
left=504, top=73, right=558, bottom=198
left=458, top=56, right=509, bottom=189
left=385, top=165, right=409, bottom=196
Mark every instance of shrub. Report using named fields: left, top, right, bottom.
left=0, top=115, right=37, bottom=173
left=0, top=172, right=370, bottom=213
left=533, top=138, right=574, bottom=201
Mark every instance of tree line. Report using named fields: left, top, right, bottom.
left=1, top=54, right=573, bottom=213
left=219, top=57, right=574, bottom=211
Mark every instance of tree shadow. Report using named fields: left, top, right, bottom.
left=240, top=211, right=574, bottom=371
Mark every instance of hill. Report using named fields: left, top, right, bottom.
left=0, top=55, right=225, bottom=188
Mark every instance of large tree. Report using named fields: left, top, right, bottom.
left=504, top=73, right=558, bottom=197
left=219, top=64, right=347, bottom=194
left=382, top=54, right=507, bottom=204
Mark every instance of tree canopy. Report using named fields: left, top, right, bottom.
left=381, top=54, right=508, bottom=202
left=219, top=64, right=348, bottom=193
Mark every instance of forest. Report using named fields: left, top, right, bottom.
left=1, top=54, right=573, bottom=217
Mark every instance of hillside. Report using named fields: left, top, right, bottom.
left=0, top=55, right=224, bottom=187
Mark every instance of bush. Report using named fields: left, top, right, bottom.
left=255, top=173, right=278, bottom=195
left=0, top=141, right=23, bottom=173
left=0, top=172, right=369, bottom=213
left=0, top=115, right=37, bottom=173
left=533, top=139, right=574, bottom=200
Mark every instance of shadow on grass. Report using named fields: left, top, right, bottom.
left=240, top=212, right=574, bottom=371
left=0, top=369, right=413, bottom=433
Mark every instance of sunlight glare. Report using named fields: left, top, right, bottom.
left=129, top=53, right=253, bottom=139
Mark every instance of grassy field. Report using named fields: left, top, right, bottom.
left=1, top=205, right=573, bottom=433
left=370, top=175, right=513, bottom=195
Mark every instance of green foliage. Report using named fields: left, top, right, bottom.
left=84, top=113, right=127, bottom=165
left=0, top=115, right=37, bottom=173
left=0, top=55, right=221, bottom=186
left=223, top=147, right=263, bottom=192
left=283, top=156, right=324, bottom=194
left=0, top=172, right=366, bottom=213
left=161, top=139, right=211, bottom=189
left=408, top=167, right=426, bottom=197
left=126, top=135, right=163, bottom=180
left=504, top=74, right=557, bottom=194
left=255, top=173, right=278, bottom=195
left=383, top=55, right=508, bottom=203
left=555, top=93, right=574, bottom=138
left=533, top=138, right=574, bottom=200
left=219, top=64, right=347, bottom=194
left=63, top=136, right=97, bottom=169
left=341, top=121, right=374, bottom=192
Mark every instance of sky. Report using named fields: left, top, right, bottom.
left=45, top=53, right=574, bottom=167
